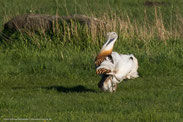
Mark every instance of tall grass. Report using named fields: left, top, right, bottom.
left=44, top=8, right=183, bottom=41
left=3, top=7, right=182, bottom=45
left=0, top=3, right=183, bottom=77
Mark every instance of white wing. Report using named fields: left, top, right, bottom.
left=114, top=54, right=134, bottom=80
left=96, top=52, right=121, bottom=74
left=125, top=54, right=139, bottom=79
left=97, top=52, right=139, bottom=83
left=107, top=53, right=139, bottom=83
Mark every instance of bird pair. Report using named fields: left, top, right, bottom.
left=95, top=32, right=139, bottom=92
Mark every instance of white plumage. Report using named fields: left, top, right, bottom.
left=95, top=32, right=139, bottom=92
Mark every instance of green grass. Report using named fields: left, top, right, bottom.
left=0, top=0, right=183, bottom=121
left=0, top=41, right=183, bottom=121
left=1, top=74, right=183, bottom=121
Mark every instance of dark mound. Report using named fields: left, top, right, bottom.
left=1, top=14, right=105, bottom=39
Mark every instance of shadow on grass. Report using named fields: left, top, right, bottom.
left=43, top=85, right=96, bottom=93
left=12, top=85, right=96, bottom=93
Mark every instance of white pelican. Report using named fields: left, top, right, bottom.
left=95, top=32, right=139, bottom=92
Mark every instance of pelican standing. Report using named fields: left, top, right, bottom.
left=95, top=32, right=139, bottom=92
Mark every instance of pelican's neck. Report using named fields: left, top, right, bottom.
left=96, top=37, right=117, bottom=59
left=96, top=48, right=113, bottom=59
left=100, top=37, right=117, bottom=53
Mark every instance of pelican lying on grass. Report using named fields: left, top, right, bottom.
left=95, top=32, right=139, bottom=92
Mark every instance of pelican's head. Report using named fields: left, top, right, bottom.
left=96, top=32, right=118, bottom=59
left=103, top=32, right=118, bottom=50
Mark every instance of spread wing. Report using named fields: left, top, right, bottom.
left=95, top=58, right=106, bottom=66
left=95, top=52, right=121, bottom=75
left=95, top=55, right=114, bottom=75
left=96, top=68, right=111, bottom=75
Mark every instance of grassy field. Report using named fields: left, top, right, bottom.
left=0, top=0, right=183, bottom=121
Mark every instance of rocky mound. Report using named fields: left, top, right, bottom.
left=1, top=14, right=105, bottom=38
